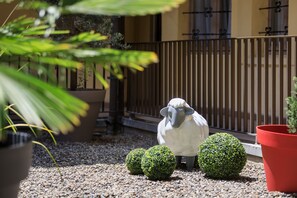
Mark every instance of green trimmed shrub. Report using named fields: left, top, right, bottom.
left=141, top=145, right=176, bottom=180
left=125, top=148, right=146, bottom=175
left=198, top=133, right=247, bottom=179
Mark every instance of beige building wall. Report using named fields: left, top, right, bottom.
left=231, top=0, right=268, bottom=37
left=288, top=0, right=297, bottom=35
left=125, top=1, right=190, bottom=42
left=162, top=1, right=190, bottom=41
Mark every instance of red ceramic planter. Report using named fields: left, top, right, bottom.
left=256, top=125, right=297, bottom=192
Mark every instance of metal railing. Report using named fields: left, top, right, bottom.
left=127, top=36, right=297, bottom=134
left=5, top=57, right=108, bottom=113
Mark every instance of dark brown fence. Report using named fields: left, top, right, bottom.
left=127, top=36, right=297, bottom=134
left=5, top=57, right=108, bottom=113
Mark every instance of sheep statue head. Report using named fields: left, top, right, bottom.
left=160, top=104, right=194, bottom=128
left=157, top=98, right=209, bottom=170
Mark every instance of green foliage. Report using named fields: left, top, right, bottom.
left=141, top=145, right=176, bottom=180
left=0, top=0, right=184, bottom=138
left=198, top=133, right=247, bottom=179
left=286, top=77, right=297, bottom=133
left=125, top=148, right=146, bottom=175
left=63, top=0, right=186, bottom=16
left=71, top=15, right=128, bottom=49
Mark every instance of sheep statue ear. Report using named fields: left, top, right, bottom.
left=185, top=107, right=195, bottom=115
left=160, top=107, right=169, bottom=117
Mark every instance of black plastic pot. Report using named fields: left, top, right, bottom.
left=0, top=132, right=32, bottom=198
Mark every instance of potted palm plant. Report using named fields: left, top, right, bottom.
left=0, top=0, right=186, bottom=197
left=256, top=77, right=297, bottom=192
left=56, top=14, right=127, bottom=142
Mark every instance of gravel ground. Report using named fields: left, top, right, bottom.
left=19, top=128, right=297, bottom=198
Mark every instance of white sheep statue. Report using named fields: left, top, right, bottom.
left=157, top=98, right=209, bottom=170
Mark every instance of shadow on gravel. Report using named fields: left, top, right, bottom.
left=203, top=175, right=258, bottom=183
left=31, top=128, right=158, bottom=168
left=167, top=176, right=183, bottom=181
left=233, top=175, right=258, bottom=183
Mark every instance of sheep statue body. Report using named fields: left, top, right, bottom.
left=157, top=98, right=209, bottom=170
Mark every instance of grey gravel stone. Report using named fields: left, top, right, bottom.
left=19, top=128, right=297, bottom=198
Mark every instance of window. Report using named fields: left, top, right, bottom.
left=259, top=0, right=288, bottom=35
left=183, top=0, right=231, bottom=40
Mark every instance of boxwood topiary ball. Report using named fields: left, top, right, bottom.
left=198, top=133, right=247, bottom=179
left=125, top=148, right=146, bottom=175
left=141, top=145, right=176, bottom=180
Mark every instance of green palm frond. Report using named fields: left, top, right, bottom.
left=63, top=0, right=186, bottom=16
left=71, top=48, right=158, bottom=70
left=0, top=65, right=88, bottom=134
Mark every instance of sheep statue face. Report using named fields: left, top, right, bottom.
left=157, top=98, right=209, bottom=170
left=160, top=106, right=194, bottom=128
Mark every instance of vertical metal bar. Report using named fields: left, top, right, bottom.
left=182, top=41, right=187, bottom=99
left=141, top=44, right=145, bottom=113
left=169, top=42, right=173, bottom=100
left=231, top=39, right=236, bottom=130
left=126, top=68, right=131, bottom=112
left=197, top=40, right=202, bottom=113
left=257, top=38, right=262, bottom=126
left=208, top=40, right=213, bottom=125
left=70, top=70, right=77, bottom=90
left=146, top=44, right=151, bottom=115
left=165, top=42, right=169, bottom=104
left=237, top=39, right=242, bottom=131
left=287, top=37, right=292, bottom=100
left=161, top=42, right=166, bottom=106
left=142, top=44, right=147, bottom=115
left=173, top=41, right=178, bottom=99
left=202, top=40, right=207, bottom=118
left=148, top=43, right=152, bottom=116
left=225, top=39, right=230, bottom=129
left=84, top=62, right=87, bottom=89
left=65, top=69, right=69, bottom=89
left=272, top=38, right=277, bottom=123
left=188, top=40, right=193, bottom=105
left=153, top=42, right=162, bottom=117
left=250, top=39, right=255, bottom=132
left=190, top=41, right=198, bottom=110
left=152, top=44, right=156, bottom=116
left=243, top=39, right=248, bottom=132
left=294, top=37, right=297, bottom=76
left=264, top=38, right=269, bottom=124
left=56, top=66, right=60, bottom=86
left=279, top=38, right=284, bottom=124
left=219, top=39, right=223, bottom=128
left=93, top=63, right=96, bottom=89
left=213, top=39, right=218, bottom=127
left=136, top=44, right=141, bottom=113
left=178, top=41, right=182, bottom=98
left=140, top=44, right=145, bottom=114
